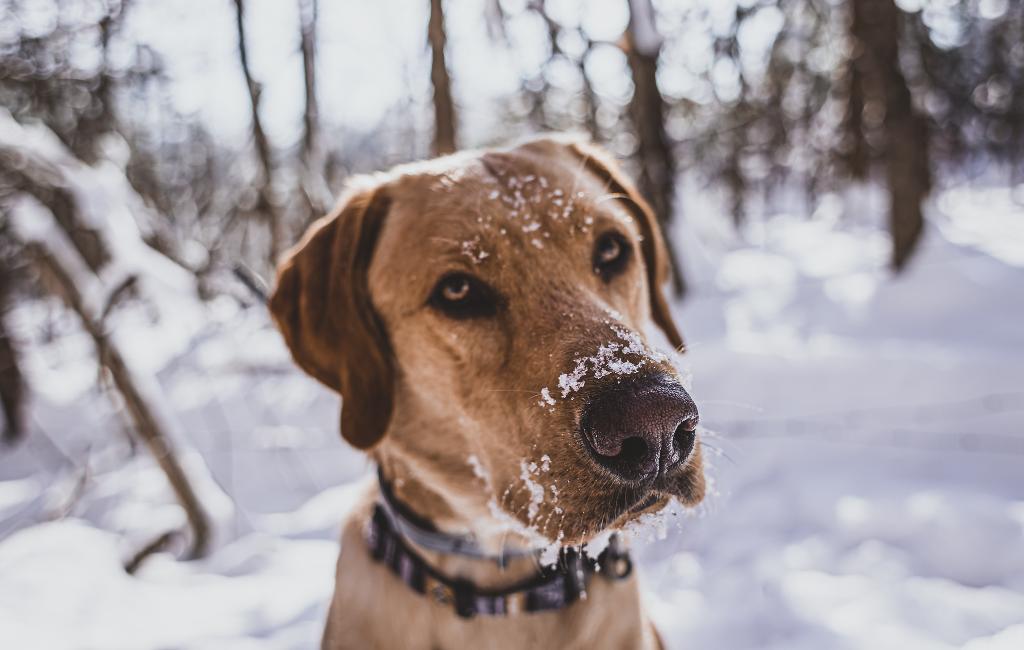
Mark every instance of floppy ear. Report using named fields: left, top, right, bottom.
left=558, top=139, right=685, bottom=351
left=269, top=183, right=395, bottom=449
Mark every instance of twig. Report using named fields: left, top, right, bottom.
left=124, top=529, right=182, bottom=574
left=99, top=274, right=138, bottom=324
left=49, top=461, right=92, bottom=520
left=233, top=263, right=269, bottom=303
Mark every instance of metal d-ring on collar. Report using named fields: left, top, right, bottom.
left=368, top=469, right=634, bottom=618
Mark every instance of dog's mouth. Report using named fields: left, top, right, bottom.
left=628, top=493, right=662, bottom=514
left=591, top=491, right=670, bottom=533
left=597, top=461, right=704, bottom=531
left=593, top=492, right=667, bottom=527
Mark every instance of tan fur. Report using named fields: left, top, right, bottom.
left=271, top=136, right=704, bottom=649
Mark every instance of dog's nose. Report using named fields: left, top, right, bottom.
left=581, top=374, right=699, bottom=482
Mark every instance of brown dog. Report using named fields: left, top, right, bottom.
left=270, top=136, right=705, bottom=649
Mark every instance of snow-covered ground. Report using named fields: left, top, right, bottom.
left=1, top=184, right=1022, bottom=649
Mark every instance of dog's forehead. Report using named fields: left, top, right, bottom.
left=379, top=153, right=640, bottom=263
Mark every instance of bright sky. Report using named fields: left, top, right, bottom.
left=7, top=0, right=970, bottom=153
left=124, top=0, right=424, bottom=146
left=122, top=0, right=534, bottom=148
left=115, top=0, right=790, bottom=149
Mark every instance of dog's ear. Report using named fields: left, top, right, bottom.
left=269, top=182, right=394, bottom=449
left=556, top=138, right=685, bottom=351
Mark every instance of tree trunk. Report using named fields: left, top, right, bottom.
left=528, top=0, right=600, bottom=139
left=233, top=0, right=285, bottom=264
left=428, top=0, right=457, bottom=156
left=0, top=256, right=25, bottom=444
left=69, top=0, right=125, bottom=164
left=849, top=0, right=930, bottom=270
left=624, top=0, right=686, bottom=296
left=842, top=6, right=870, bottom=180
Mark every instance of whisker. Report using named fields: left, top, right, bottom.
left=594, top=192, right=631, bottom=205
left=482, top=388, right=542, bottom=394
left=697, top=399, right=766, bottom=414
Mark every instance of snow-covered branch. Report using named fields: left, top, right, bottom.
left=1, top=111, right=235, bottom=558
left=0, top=109, right=198, bottom=308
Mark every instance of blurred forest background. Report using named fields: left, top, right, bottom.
left=2, top=2, right=1024, bottom=647
left=1, top=0, right=1022, bottom=563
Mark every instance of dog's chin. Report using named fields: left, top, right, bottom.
left=607, top=493, right=670, bottom=527
left=612, top=466, right=706, bottom=526
left=550, top=462, right=706, bottom=546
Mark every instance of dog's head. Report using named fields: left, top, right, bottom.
left=271, top=136, right=705, bottom=549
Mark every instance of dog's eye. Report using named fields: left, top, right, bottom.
left=429, top=273, right=499, bottom=319
left=441, top=276, right=470, bottom=302
left=593, top=231, right=631, bottom=281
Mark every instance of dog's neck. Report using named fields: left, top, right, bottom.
left=375, top=468, right=538, bottom=566
left=374, top=449, right=547, bottom=557
left=372, top=469, right=556, bottom=593
left=365, top=474, right=548, bottom=613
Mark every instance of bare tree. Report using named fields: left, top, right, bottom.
left=298, top=0, right=320, bottom=165
left=842, top=23, right=869, bottom=180
left=1, top=111, right=227, bottom=557
left=297, top=0, right=331, bottom=216
left=849, top=0, right=930, bottom=270
left=623, top=0, right=686, bottom=296
left=428, top=0, right=457, bottom=155
left=29, top=240, right=211, bottom=557
left=233, top=0, right=285, bottom=264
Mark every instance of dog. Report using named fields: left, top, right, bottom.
left=270, top=136, right=706, bottom=649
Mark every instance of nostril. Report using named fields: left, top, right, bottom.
left=672, top=421, right=697, bottom=462
left=586, top=433, right=655, bottom=480
left=592, top=435, right=655, bottom=480
left=616, top=437, right=649, bottom=466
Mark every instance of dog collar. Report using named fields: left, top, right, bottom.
left=375, top=470, right=536, bottom=563
left=367, top=472, right=634, bottom=618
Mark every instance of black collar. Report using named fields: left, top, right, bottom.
left=366, top=471, right=633, bottom=618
